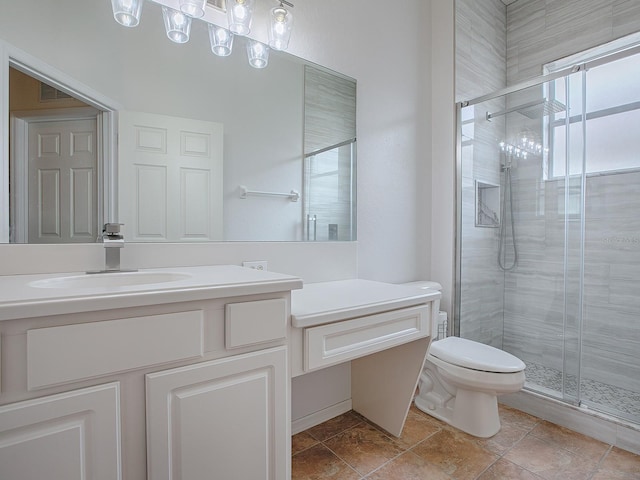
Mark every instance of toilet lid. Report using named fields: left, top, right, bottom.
left=429, top=337, right=525, bottom=373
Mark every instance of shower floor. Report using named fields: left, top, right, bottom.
left=525, top=362, right=640, bottom=423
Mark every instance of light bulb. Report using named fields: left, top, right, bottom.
left=162, top=6, right=191, bottom=43
left=247, top=40, right=269, bottom=68
left=228, top=0, right=255, bottom=36
left=209, top=24, right=234, bottom=57
left=179, top=0, right=207, bottom=18
left=111, top=0, right=144, bottom=27
left=269, top=4, right=293, bottom=51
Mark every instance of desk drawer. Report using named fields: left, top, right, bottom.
left=304, top=305, right=430, bottom=372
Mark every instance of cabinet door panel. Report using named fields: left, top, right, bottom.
left=146, top=347, right=288, bottom=480
left=0, top=382, right=121, bottom=480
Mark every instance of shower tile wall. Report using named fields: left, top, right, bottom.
left=506, top=0, right=640, bottom=84
left=501, top=0, right=640, bottom=399
left=456, top=0, right=507, bottom=346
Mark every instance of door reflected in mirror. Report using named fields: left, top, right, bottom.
left=1, top=0, right=356, bottom=244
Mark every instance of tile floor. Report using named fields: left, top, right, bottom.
left=292, top=404, right=640, bottom=479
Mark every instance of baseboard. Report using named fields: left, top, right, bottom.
left=291, top=399, right=353, bottom=435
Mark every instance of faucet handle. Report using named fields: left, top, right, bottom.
left=103, top=223, right=123, bottom=234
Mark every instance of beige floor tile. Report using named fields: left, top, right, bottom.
left=393, top=409, right=444, bottom=449
left=292, top=431, right=319, bottom=455
left=504, top=434, right=598, bottom=480
left=411, top=428, right=499, bottom=480
left=323, top=422, right=405, bottom=476
left=498, top=404, right=540, bottom=431
left=306, top=411, right=364, bottom=442
left=474, top=420, right=531, bottom=456
left=477, top=458, right=545, bottom=480
left=292, top=443, right=361, bottom=480
left=365, top=451, right=454, bottom=480
left=529, top=420, right=609, bottom=461
left=592, top=446, right=640, bottom=479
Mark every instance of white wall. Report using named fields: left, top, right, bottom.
left=0, top=0, right=439, bottom=285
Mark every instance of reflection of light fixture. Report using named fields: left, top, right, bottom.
left=208, top=24, right=234, bottom=57
left=179, top=0, right=207, bottom=18
left=162, top=7, right=192, bottom=43
left=247, top=40, right=269, bottom=69
left=269, top=1, right=294, bottom=51
left=227, top=0, right=255, bottom=36
left=499, top=133, right=547, bottom=160
left=111, top=0, right=144, bottom=27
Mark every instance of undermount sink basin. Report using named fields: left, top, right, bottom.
left=29, top=271, right=192, bottom=289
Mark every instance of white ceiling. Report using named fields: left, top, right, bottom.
left=501, top=0, right=520, bottom=5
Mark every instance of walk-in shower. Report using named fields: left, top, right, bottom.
left=455, top=44, right=640, bottom=427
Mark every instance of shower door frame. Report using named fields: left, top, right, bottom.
left=453, top=42, right=640, bottom=414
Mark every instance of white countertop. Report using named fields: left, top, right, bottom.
left=0, top=265, right=302, bottom=321
left=290, top=279, right=441, bottom=328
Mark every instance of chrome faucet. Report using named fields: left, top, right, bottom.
left=102, top=223, right=124, bottom=272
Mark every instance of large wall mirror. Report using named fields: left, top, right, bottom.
left=0, top=0, right=356, bottom=244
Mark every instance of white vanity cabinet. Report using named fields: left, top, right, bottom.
left=0, top=266, right=302, bottom=480
left=146, top=346, right=288, bottom=480
left=0, top=382, right=121, bottom=480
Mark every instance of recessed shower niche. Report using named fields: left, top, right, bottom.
left=475, top=181, right=500, bottom=228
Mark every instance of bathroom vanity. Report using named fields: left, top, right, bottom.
left=0, top=265, right=302, bottom=480
left=289, top=279, right=441, bottom=436
left=0, top=269, right=441, bottom=479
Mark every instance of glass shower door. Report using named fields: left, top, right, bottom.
left=456, top=71, right=587, bottom=405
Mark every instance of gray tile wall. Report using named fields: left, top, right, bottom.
left=456, top=0, right=508, bottom=346
left=507, top=0, right=640, bottom=84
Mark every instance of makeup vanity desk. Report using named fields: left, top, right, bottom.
left=289, top=279, right=441, bottom=436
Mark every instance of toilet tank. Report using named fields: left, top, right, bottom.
left=400, top=281, right=447, bottom=339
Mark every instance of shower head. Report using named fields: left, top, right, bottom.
left=486, top=98, right=566, bottom=121
left=517, top=99, right=566, bottom=119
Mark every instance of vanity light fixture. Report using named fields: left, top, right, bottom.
left=208, top=24, right=234, bottom=56
left=246, top=40, right=269, bottom=68
left=111, top=0, right=144, bottom=27
left=162, top=7, right=192, bottom=43
left=179, top=0, right=207, bottom=18
left=111, top=0, right=297, bottom=67
left=268, top=0, right=293, bottom=51
left=227, top=0, right=255, bottom=36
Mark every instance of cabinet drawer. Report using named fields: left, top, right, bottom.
left=304, top=305, right=430, bottom=371
left=225, top=298, right=286, bottom=349
left=27, top=310, right=204, bottom=389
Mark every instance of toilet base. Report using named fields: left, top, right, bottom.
left=415, top=363, right=502, bottom=438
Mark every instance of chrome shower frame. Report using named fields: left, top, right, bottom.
left=453, top=42, right=640, bottom=339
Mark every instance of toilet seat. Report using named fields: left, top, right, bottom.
left=429, top=337, right=525, bottom=373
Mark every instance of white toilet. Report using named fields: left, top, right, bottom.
left=403, top=282, right=526, bottom=438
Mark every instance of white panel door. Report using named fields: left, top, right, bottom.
left=0, top=382, right=121, bottom=480
left=146, top=347, right=289, bottom=480
left=27, top=118, right=98, bottom=243
left=118, top=112, right=223, bottom=242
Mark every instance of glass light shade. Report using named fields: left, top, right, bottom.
left=179, top=0, right=206, bottom=18
left=111, top=0, right=144, bottom=27
left=227, top=0, right=255, bottom=36
left=162, top=7, right=192, bottom=43
left=208, top=24, right=234, bottom=57
left=246, top=40, right=269, bottom=69
left=268, top=6, right=293, bottom=51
